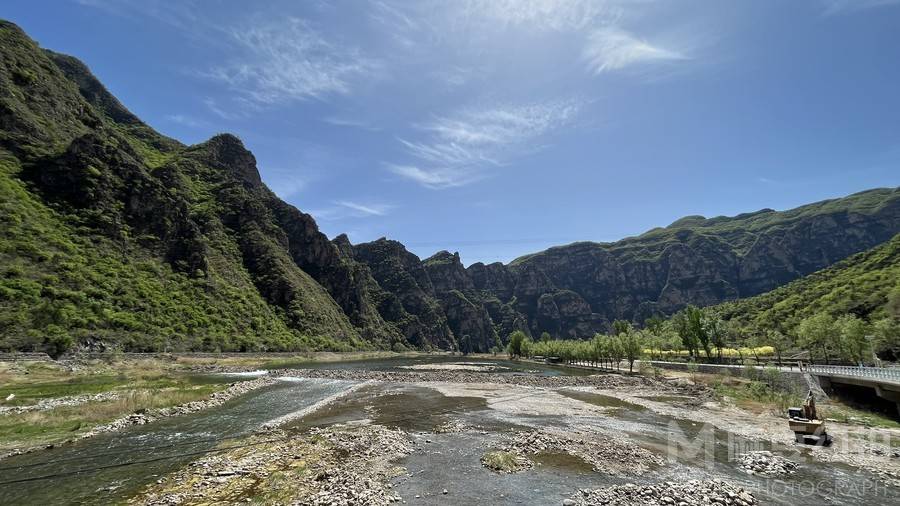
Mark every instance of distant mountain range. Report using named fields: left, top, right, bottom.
left=1, top=19, right=898, bottom=354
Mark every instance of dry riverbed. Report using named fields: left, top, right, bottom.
left=590, top=383, right=900, bottom=487
left=125, top=367, right=767, bottom=505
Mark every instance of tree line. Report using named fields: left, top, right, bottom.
left=506, top=285, right=900, bottom=367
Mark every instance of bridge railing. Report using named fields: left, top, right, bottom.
left=805, top=364, right=900, bottom=384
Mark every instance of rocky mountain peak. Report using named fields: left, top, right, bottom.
left=196, top=134, right=262, bottom=187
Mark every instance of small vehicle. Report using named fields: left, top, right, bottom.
left=787, top=391, right=832, bottom=446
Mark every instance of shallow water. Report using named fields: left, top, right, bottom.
left=0, top=378, right=358, bottom=505
left=268, top=355, right=595, bottom=377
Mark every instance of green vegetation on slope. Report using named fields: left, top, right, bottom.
left=0, top=153, right=315, bottom=353
left=715, top=233, right=900, bottom=330
left=0, top=20, right=369, bottom=354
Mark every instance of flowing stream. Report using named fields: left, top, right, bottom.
left=0, top=377, right=357, bottom=505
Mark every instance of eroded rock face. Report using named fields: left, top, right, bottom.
left=351, top=188, right=900, bottom=347
left=351, top=239, right=455, bottom=349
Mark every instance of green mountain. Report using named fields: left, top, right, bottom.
left=1, top=19, right=898, bottom=355
left=0, top=20, right=399, bottom=353
left=714, top=232, right=900, bottom=332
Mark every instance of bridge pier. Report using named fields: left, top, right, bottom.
left=874, top=385, right=900, bottom=417
left=811, top=371, right=900, bottom=417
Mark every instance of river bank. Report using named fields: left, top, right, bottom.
left=0, top=352, right=446, bottom=456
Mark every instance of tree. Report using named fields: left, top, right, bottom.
left=761, top=329, right=790, bottom=364
left=685, top=306, right=711, bottom=361
left=591, top=333, right=605, bottom=367
left=521, top=336, right=533, bottom=358
left=704, top=312, right=727, bottom=362
left=672, top=310, right=698, bottom=358
left=612, top=319, right=632, bottom=336
left=797, top=314, right=836, bottom=364
left=873, top=318, right=900, bottom=360
left=608, top=335, right=625, bottom=370
left=835, top=314, right=871, bottom=365
left=645, top=315, right=665, bottom=335
left=887, top=284, right=900, bottom=319
left=621, top=329, right=644, bottom=373
left=507, top=330, right=527, bottom=359
left=540, top=331, right=552, bottom=343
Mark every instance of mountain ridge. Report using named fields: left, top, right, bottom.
left=1, top=19, right=898, bottom=355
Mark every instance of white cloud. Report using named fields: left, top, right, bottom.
left=821, top=0, right=900, bottom=14
left=387, top=164, right=481, bottom=189
left=264, top=169, right=308, bottom=200
left=165, top=114, right=207, bottom=128
left=458, top=0, right=622, bottom=32
left=582, top=27, right=686, bottom=74
left=310, top=200, right=395, bottom=220
left=207, top=17, right=382, bottom=105
left=389, top=99, right=583, bottom=189
left=202, top=97, right=246, bottom=121
left=322, top=116, right=382, bottom=132
left=336, top=201, right=394, bottom=216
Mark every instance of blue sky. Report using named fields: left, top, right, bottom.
left=3, top=1, right=899, bottom=265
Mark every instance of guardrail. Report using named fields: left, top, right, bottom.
left=805, top=364, right=900, bottom=385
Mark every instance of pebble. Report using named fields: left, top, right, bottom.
left=570, top=479, right=757, bottom=506
left=738, top=451, right=799, bottom=476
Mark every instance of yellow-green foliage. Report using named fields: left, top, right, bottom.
left=647, top=346, right=775, bottom=358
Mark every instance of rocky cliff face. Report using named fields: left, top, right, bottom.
left=350, top=188, right=900, bottom=344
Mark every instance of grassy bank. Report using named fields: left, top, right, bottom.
left=170, top=349, right=441, bottom=369
left=0, top=351, right=449, bottom=453
left=0, top=359, right=231, bottom=452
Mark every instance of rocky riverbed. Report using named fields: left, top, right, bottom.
left=269, top=367, right=705, bottom=393
left=494, top=429, right=664, bottom=476
left=0, top=391, right=121, bottom=415
left=568, top=479, right=758, bottom=506
left=738, top=451, right=799, bottom=476
left=133, top=424, right=414, bottom=506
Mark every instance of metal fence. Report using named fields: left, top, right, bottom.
left=805, top=364, right=900, bottom=385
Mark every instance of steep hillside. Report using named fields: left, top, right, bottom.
left=0, top=20, right=403, bottom=353
left=714, top=233, right=900, bottom=331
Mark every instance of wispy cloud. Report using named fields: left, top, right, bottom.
left=309, top=200, right=395, bottom=220
left=202, top=97, right=246, bottom=121
left=582, top=27, right=687, bottom=74
left=264, top=169, right=308, bottom=200
left=821, top=0, right=900, bottom=15
left=165, top=114, right=208, bottom=128
left=322, top=116, right=382, bottom=132
left=458, top=0, right=622, bottom=32
left=206, top=17, right=382, bottom=105
left=336, top=201, right=394, bottom=216
left=389, top=99, right=583, bottom=189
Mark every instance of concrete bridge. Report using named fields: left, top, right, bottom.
left=805, top=364, right=900, bottom=415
